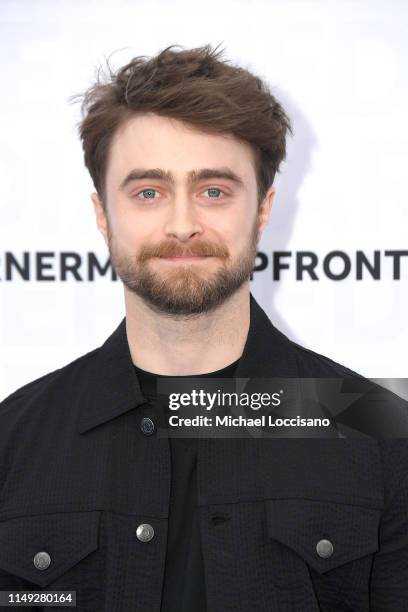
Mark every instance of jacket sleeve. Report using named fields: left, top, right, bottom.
left=370, top=441, right=408, bottom=611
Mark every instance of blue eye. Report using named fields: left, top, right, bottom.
left=204, top=188, right=225, bottom=198
left=136, top=189, right=158, bottom=200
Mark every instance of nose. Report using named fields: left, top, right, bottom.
left=164, top=195, right=204, bottom=242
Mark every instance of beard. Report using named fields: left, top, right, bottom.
left=106, top=213, right=260, bottom=317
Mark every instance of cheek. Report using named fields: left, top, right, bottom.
left=211, top=213, right=241, bottom=237
left=221, top=217, right=252, bottom=242
left=110, top=207, right=152, bottom=244
left=108, top=219, right=142, bottom=252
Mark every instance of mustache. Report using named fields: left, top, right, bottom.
left=137, top=241, right=229, bottom=261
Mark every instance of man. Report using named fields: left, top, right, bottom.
left=0, top=43, right=407, bottom=612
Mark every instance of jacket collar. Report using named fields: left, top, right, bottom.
left=77, top=292, right=299, bottom=434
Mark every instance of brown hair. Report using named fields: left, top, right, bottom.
left=72, top=43, right=293, bottom=210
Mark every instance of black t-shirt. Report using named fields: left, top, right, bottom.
left=133, top=357, right=241, bottom=612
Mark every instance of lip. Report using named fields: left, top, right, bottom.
left=160, top=256, right=211, bottom=261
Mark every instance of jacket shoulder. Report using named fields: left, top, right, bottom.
left=0, top=347, right=100, bottom=413
left=288, top=336, right=364, bottom=379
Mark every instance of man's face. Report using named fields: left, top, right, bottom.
left=92, top=112, right=274, bottom=316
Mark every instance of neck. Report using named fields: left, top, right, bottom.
left=124, top=284, right=250, bottom=375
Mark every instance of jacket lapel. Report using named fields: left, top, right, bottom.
left=78, top=293, right=299, bottom=434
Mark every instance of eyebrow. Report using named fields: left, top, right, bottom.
left=118, top=167, right=245, bottom=191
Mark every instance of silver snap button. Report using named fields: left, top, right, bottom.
left=140, top=417, right=155, bottom=436
left=136, top=523, right=155, bottom=542
left=316, top=538, right=334, bottom=558
left=33, top=551, right=51, bottom=570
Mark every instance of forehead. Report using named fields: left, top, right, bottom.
left=106, top=112, right=257, bottom=187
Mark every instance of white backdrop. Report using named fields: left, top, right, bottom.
left=1, top=0, right=407, bottom=400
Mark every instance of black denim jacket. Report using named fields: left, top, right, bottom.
left=0, top=292, right=407, bottom=611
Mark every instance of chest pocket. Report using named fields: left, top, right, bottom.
left=265, top=498, right=382, bottom=573
left=0, top=511, right=101, bottom=588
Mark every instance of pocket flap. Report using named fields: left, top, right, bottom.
left=265, top=498, right=381, bottom=574
left=0, top=511, right=101, bottom=587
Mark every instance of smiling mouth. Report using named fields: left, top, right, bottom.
left=160, top=255, right=211, bottom=261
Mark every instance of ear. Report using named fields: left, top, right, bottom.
left=258, top=186, right=275, bottom=235
left=91, top=192, right=109, bottom=247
